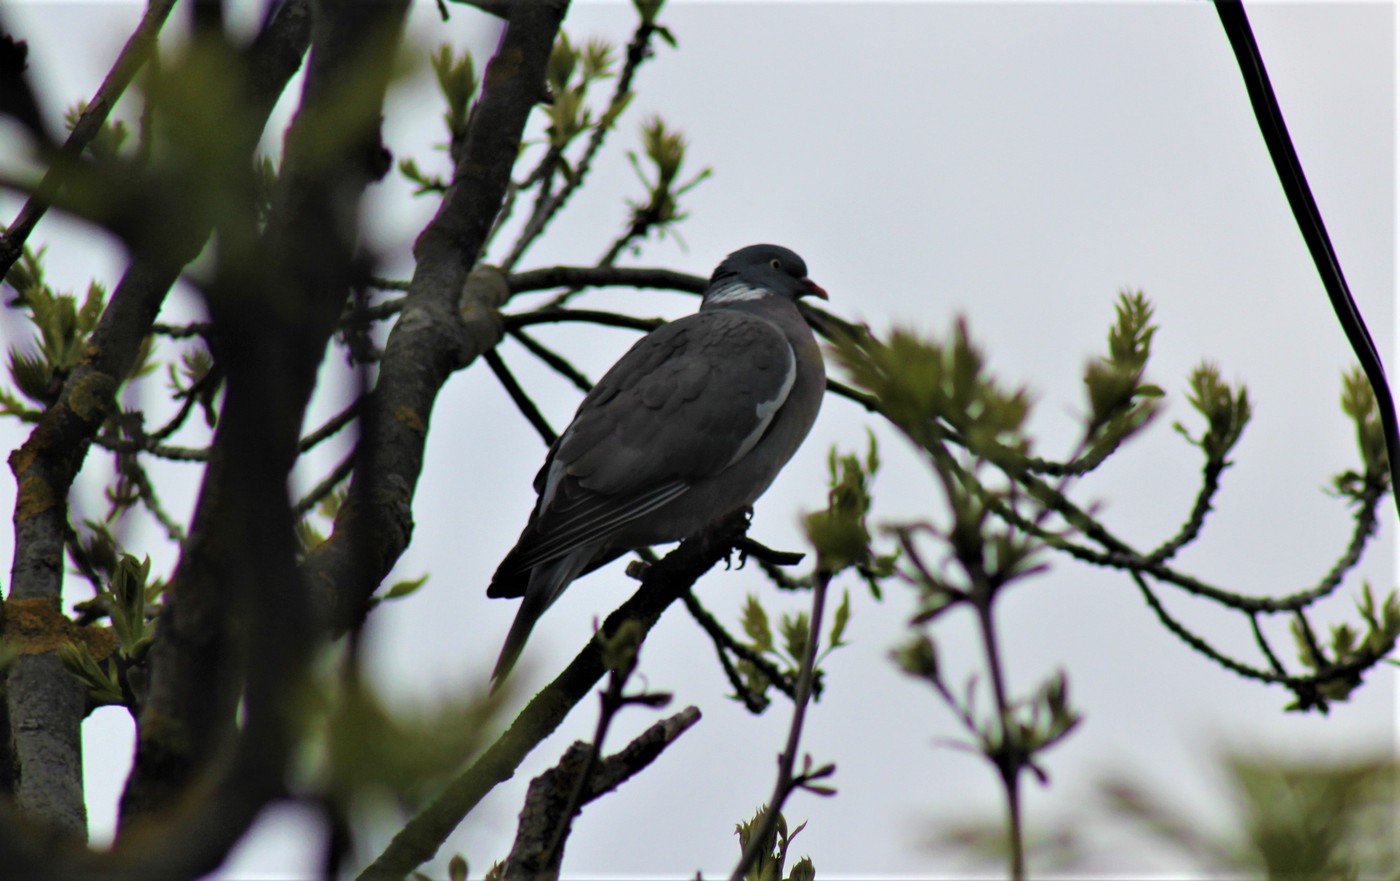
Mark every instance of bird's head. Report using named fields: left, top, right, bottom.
left=703, top=244, right=828, bottom=307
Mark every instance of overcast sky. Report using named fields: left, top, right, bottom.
left=1, top=1, right=1396, bottom=878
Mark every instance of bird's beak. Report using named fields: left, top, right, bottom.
left=800, top=278, right=829, bottom=300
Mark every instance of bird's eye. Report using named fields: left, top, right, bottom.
left=769, top=258, right=782, bottom=271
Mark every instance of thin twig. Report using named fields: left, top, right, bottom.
left=340, top=294, right=405, bottom=326
left=1131, top=572, right=1298, bottom=687
left=825, top=378, right=880, bottom=413
left=299, top=398, right=361, bottom=453
left=294, top=450, right=357, bottom=517
left=505, top=307, right=663, bottom=333
left=93, top=433, right=209, bottom=462
left=121, top=450, right=187, bottom=542
left=501, top=15, right=663, bottom=271
left=972, top=567, right=1025, bottom=881
left=485, top=348, right=557, bottom=446
left=537, top=656, right=644, bottom=868
left=729, top=567, right=833, bottom=881
left=1249, top=612, right=1288, bottom=677
left=1145, top=455, right=1227, bottom=565
left=150, top=321, right=214, bottom=340
left=507, top=327, right=595, bottom=393
left=500, top=147, right=562, bottom=272
left=146, top=387, right=204, bottom=443
left=0, top=0, right=178, bottom=277
left=366, top=277, right=409, bottom=291
left=681, top=591, right=794, bottom=712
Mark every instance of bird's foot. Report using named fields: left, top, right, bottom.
left=732, top=536, right=806, bottom=570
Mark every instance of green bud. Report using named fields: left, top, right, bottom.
left=892, top=634, right=939, bottom=681
left=447, top=854, right=468, bottom=881
left=546, top=33, right=577, bottom=90
left=788, top=856, right=816, bottom=881
left=601, top=618, right=645, bottom=677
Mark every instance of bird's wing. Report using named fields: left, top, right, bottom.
left=494, top=310, right=798, bottom=583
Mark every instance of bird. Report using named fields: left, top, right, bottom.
left=487, top=244, right=829, bottom=685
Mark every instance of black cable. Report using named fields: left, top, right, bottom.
left=1214, top=0, right=1400, bottom=520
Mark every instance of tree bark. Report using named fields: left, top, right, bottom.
left=302, top=1, right=570, bottom=635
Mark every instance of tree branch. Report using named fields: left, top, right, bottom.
left=501, top=707, right=701, bottom=880
left=507, top=264, right=705, bottom=297
left=682, top=590, right=794, bottom=713
left=485, top=348, right=557, bottom=446
left=301, top=3, right=569, bottom=638
left=505, top=307, right=664, bottom=333
left=0, top=0, right=178, bottom=278
left=120, top=0, right=403, bottom=827
left=1215, top=0, right=1400, bottom=525
left=1, top=0, right=312, bottom=835
left=507, top=327, right=595, bottom=394
left=500, top=12, right=665, bottom=272
left=729, top=567, right=834, bottom=881
left=356, top=509, right=749, bottom=881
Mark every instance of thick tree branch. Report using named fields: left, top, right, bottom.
left=120, top=0, right=404, bottom=833
left=356, top=509, right=749, bottom=881
left=1, top=0, right=312, bottom=836
left=301, top=3, right=569, bottom=637
left=0, top=30, right=49, bottom=146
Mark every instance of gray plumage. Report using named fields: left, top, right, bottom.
left=488, top=244, right=828, bottom=685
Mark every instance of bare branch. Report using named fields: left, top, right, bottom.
left=507, top=264, right=705, bottom=297
left=150, top=321, right=214, bottom=339
left=301, top=3, right=569, bottom=638
left=357, top=508, right=749, bottom=881
left=293, top=449, right=356, bottom=517
left=505, top=307, right=663, bottom=333
left=93, top=434, right=209, bottom=462
left=485, top=348, right=557, bottom=446
left=501, top=707, right=701, bottom=880
left=299, top=397, right=361, bottom=453
left=507, top=328, right=595, bottom=393
left=1144, top=456, right=1228, bottom=565
left=0, top=0, right=178, bottom=278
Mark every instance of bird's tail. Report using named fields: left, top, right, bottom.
left=489, top=548, right=593, bottom=689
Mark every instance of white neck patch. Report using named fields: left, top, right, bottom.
left=705, top=281, right=772, bottom=305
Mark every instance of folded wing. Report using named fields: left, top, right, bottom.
left=488, top=310, right=797, bottom=596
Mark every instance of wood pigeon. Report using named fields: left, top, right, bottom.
left=488, top=244, right=829, bottom=684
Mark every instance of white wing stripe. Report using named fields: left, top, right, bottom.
left=724, top=339, right=796, bottom=469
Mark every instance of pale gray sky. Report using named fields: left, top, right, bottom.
left=1, top=1, right=1395, bottom=878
